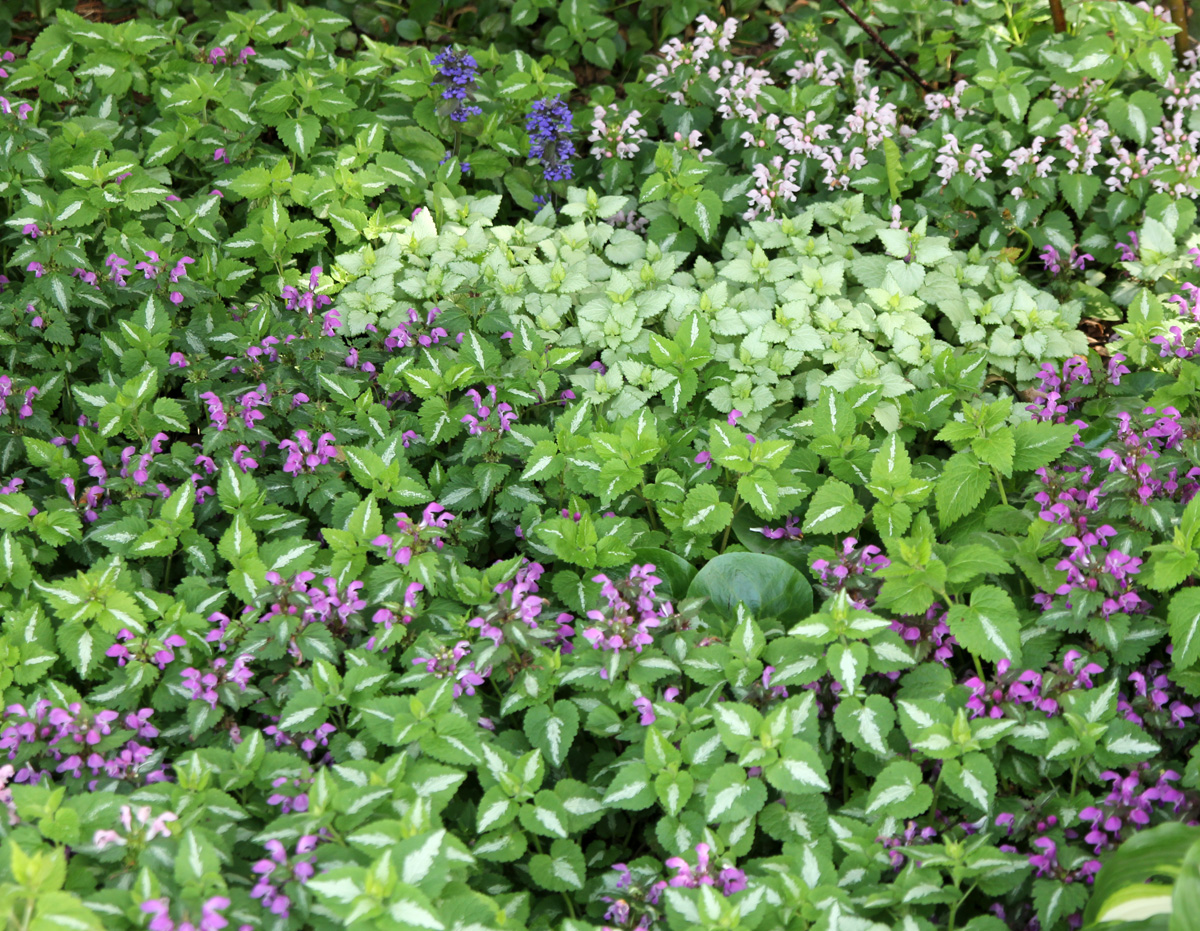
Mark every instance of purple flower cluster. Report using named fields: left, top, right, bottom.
left=527, top=95, right=576, bottom=182
left=467, top=560, right=574, bottom=650
left=963, top=651, right=1102, bottom=720
left=1027, top=356, right=1093, bottom=425
left=0, top=376, right=37, bottom=419
left=754, top=514, right=802, bottom=540
left=106, top=629, right=185, bottom=670
left=92, top=803, right=178, bottom=850
left=265, top=718, right=337, bottom=760
left=1150, top=325, right=1199, bottom=360
left=812, top=537, right=889, bottom=590
left=282, top=266, right=332, bottom=319
left=380, top=307, right=449, bottom=352
left=181, top=655, right=254, bottom=708
left=1096, top=407, right=1200, bottom=504
left=1120, top=661, right=1199, bottom=730
left=462, top=385, right=517, bottom=435
left=581, top=566, right=671, bottom=674
left=371, top=503, right=455, bottom=566
left=1034, top=464, right=1104, bottom=532
left=278, top=429, right=337, bottom=475
left=264, top=772, right=313, bottom=812
left=602, top=863, right=666, bottom=931
left=1049, top=525, right=1147, bottom=619
left=141, top=895, right=231, bottom=931
left=412, top=640, right=489, bottom=697
left=877, top=820, right=938, bottom=869
left=430, top=47, right=483, bottom=122
left=1077, top=765, right=1186, bottom=852
left=252, top=836, right=320, bottom=917
left=890, top=603, right=956, bottom=665
left=207, top=45, right=256, bottom=66
left=1, top=701, right=166, bottom=788
left=664, top=843, right=748, bottom=895
left=1040, top=244, right=1093, bottom=276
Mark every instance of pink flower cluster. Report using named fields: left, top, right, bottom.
left=93, top=803, right=178, bottom=850
left=462, top=385, right=517, bottom=435
left=142, top=896, right=232, bottom=931
left=181, top=654, right=254, bottom=708
left=0, top=701, right=166, bottom=787
left=412, top=640, right=489, bottom=697
left=371, top=503, right=455, bottom=566
left=280, top=430, right=338, bottom=475
left=964, top=651, right=1103, bottom=720
left=1077, top=765, right=1186, bottom=853
left=252, top=836, right=320, bottom=917
left=581, top=566, right=671, bottom=674
left=467, top=560, right=574, bottom=650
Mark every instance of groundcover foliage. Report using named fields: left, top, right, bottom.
left=6, top=2, right=1200, bottom=931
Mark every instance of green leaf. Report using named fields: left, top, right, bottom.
left=833, top=694, right=895, bottom=755
left=803, top=479, right=865, bottom=535
left=935, top=452, right=991, bottom=527
left=947, top=585, right=1021, bottom=664
left=972, top=428, right=1015, bottom=477
left=603, top=762, right=655, bottom=810
left=1169, top=589, right=1200, bottom=671
left=280, top=116, right=321, bottom=158
left=942, top=752, right=997, bottom=811
left=678, top=189, right=723, bottom=242
left=529, top=838, right=586, bottom=891
left=1011, top=421, right=1077, bottom=472
left=763, top=739, right=829, bottom=794
left=704, top=762, right=764, bottom=823
left=865, top=760, right=932, bottom=820
left=679, top=484, right=733, bottom=536
left=687, top=553, right=813, bottom=624
left=1060, top=173, right=1102, bottom=218
left=826, top=641, right=869, bottom=695
left=524, top=701, right=579, bottom=769
left=992, top=83, right=1030, bottom=121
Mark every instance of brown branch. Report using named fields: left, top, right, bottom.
left=1049, top=0, right=1068, bottom=32
left=1169, top=0, right=1191, bottom=61
left=828, top=0, right=931, bottom=91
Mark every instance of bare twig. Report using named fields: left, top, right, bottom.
left=829, top=0, right=931, bottom=91
left=1169, top=0, right=1191, bottom=61
left=1049, top=0, right=1068, bottom=32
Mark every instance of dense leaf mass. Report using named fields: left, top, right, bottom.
left=5, top=2, right=1200, bottom=931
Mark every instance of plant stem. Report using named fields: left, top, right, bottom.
left=1170, top=0, right=1191, bottom=61
left=930, top=764, right=946, bottom=813
left=830, top=0, right=932, bottom=90
left=1048, top=0, right=1067, bottom=32
left=973, top=653, right=985, bottom=681
left=719, top=489, right=741, bottom=554
left=993, top=467, right=1009, bottom=506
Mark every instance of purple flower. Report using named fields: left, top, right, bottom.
left=1106, top=352, right=1130, bottom=386
left=208, top=48, right=227, bottom=65
left=237, top=47, right=256, bottom=65
left=21, top=223, right=39, bottom=238
left=526, top=96, right=576, bottom=182
left=632, top=696, right=656, bottom=725
left=26, top=262, right=44, bottom=278
left=431, top=47, right=483, bottom=122
left=214, top=147, right=230, bottom=164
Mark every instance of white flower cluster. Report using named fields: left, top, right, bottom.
left=587, top=105, right=649, bottom=160
left=935, top=135, right=993, bottom=184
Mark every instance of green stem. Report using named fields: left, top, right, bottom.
left=1013, top=226, right=1034, bottom=263
left=930, top=765, right=946, bottom=814
left=992, top=467, right=1009, bottom=507
left=1070, top=759, right=1081, bottom=798
left=640, top=481, right=659, bottom=531
left=719, top=489, right=741, bottom=554
left=972, top=652, right=985, bottom=681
